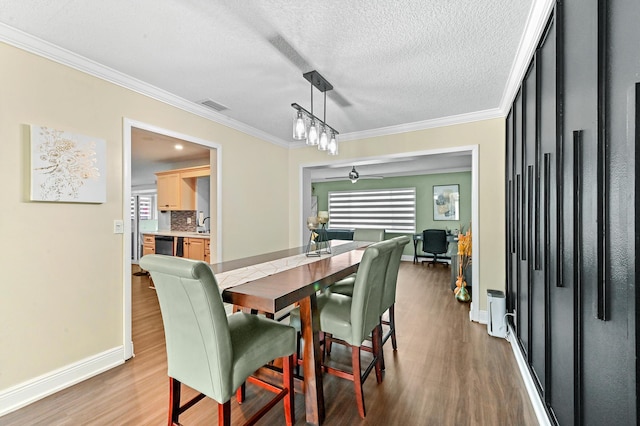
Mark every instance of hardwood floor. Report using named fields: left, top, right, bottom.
left=0, top=262, right=537, bottom=425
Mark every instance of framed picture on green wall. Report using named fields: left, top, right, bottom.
left=433, top=184, right=459, bottom=220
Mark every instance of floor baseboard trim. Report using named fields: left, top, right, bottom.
left=469, top=305, right=488, bottom=324
left=507, top=325, right=551, bottom=426
left=0, top=346, right=124, bottom=417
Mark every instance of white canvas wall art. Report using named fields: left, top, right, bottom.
left=30, top=125, right=106, bottom=203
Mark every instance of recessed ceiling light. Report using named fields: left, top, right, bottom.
left=174, top=144, right=183, bottom=150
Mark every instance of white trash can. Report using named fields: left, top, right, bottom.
left=487, top=290, right=507, bottom=338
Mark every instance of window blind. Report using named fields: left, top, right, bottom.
left=130, top=196, right=155, bottom=220
left=328, top=188, right=416, bottom=233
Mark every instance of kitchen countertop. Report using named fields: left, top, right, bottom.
left=143, top=231, right=211, bottom=238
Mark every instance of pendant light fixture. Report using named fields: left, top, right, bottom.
left=292, top=70, right=339, bottom=155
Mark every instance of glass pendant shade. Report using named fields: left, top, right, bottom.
left=327, top=132, right=338, bottom=155
left=318, top=127, right=329, bottom=150
left=292, top=71, right=339, bottom=154
left=293, top=111, right=307, bottom=140
left=307, top=120, right=319, bottom=146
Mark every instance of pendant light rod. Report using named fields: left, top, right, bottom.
left=323, top=91, right=327, bottom=123
left=310, top=79, right=314, bottom=116
left=291, top=102, right=340, bottom=135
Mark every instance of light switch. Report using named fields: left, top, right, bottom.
left=113, top=219, right=124, bottom=234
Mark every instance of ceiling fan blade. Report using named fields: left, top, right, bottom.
left=267, top=33, right=310, bottom=71
left=268, top=33, right=353, bottom=108
left=323, top=175, right=384, bottom=181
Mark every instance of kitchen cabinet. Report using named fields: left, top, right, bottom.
left=156, top=172, right=180, bottom=210
left=155, top=165, right=209, bottom=211
left=204, top=239, right=211, bottom=263
left=142, top=234, right=155, bottom=256
left=183, top=237, right=206, bottom=261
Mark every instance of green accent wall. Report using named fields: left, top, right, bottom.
left=312, top=171, right=472, bottom=256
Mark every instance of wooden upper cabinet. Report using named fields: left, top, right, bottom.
left=156, top=172, right=180, bottom=210
left=155, top=165, right=209, bottom=211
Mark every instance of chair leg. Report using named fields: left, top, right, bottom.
left=325, top=332, right=333, bottom=356
left=283, top=354, right=295, bottom=426
left=372, top=324, right=384, bottom=384
left=377, top=318, right=386, bottom=371
left=217, top=400, right=231, bottom=426
left=236, top=383, right=246, bottom=403
left=168, top=377, right=181, bottom=426
left=293, top=331, right=301, bottom=375
left=351, top=346, right=366, bottom=418
left=392, top=306, right=398, bottom=350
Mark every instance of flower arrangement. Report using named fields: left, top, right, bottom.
left=454, top=229, right=472, bottom=302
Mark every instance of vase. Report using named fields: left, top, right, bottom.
left=454, top=275, right=464, bottom=295
left=454, top=276, right=471, bottom=303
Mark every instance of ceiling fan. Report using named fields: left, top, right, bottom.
left=325, top=166, right=384, bottom=183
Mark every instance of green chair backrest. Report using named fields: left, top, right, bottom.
left=139, top=254, right=233, bottom=403
left=350, top=239, right=396, bottom=344
left=381, top=236, right=411, bottom=312
left=353, top=228, right=386, bottom=242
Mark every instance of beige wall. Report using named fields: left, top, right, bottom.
left=288, top=120, right=507, bottom=312
left=0, top=42, right=289, bottom=390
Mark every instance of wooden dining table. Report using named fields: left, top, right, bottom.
left=210, top=241, right=369, bottom=426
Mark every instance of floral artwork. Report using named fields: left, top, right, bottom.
left=30, top=125, right=106, bottom=203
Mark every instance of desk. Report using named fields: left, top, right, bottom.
left=212, top=241, right=369, bottom=425
left=412, top=233, right=458, bottom=264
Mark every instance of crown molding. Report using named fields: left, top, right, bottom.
left=1, top=0, right=554, bottom=151
left=0, top=23, right=291, bottom=148
left=337, top=108, right=504, bottom=142
left=498, top=0, right=556, bottom=114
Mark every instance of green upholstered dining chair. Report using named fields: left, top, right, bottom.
left=329, top=228, right=386, bottom=297
left=139, top=254, right=296, bottom=426
left=318, top=239, right=396, bottom=418
left=380, top=236, right=411, bottom=351
left=353, top=228, right=386, bottom=242
left=325, top=236, right=409, bottom=359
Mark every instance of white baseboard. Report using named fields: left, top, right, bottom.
left=469, top=305, right=488, bottom=324
left=507, top=325, right=551, bottom=426
left=0, top=346, right=125, bottom=417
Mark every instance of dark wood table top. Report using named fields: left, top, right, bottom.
left=210, top=246, right=307, bottom=274
left=220, top=247, right=366, bottom=313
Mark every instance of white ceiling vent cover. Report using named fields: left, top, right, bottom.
left=199, top=99, right=229, bottom=112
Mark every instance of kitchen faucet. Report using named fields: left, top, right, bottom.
left=202, top=217, right=210, bottom=233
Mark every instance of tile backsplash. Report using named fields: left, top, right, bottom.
left=171, top=210, right=197, bottom=232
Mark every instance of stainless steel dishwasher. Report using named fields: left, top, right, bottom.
left=154, top=235, right=174, bottom=256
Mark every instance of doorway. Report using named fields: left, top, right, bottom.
left=122, top=118, right=222, bottom=360
left=300, top=145, right=479, bottom=322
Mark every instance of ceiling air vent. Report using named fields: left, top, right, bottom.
left=199, top=98, right=229, bottom=112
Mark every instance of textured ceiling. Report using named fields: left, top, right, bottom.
left=0, top=0, right=536, bottom=147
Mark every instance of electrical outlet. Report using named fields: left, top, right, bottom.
left=187, top=218, right=192, bottom=224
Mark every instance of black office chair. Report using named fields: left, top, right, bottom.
left=421, top=229, right=449, bottom=267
